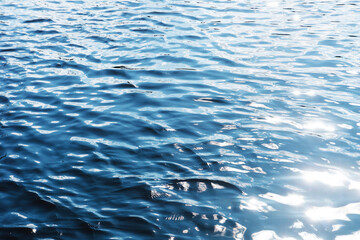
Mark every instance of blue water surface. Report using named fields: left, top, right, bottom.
left=1, top=0, right=360, bottom=239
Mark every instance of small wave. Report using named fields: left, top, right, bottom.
left=23, top=18, right=53, bottom=23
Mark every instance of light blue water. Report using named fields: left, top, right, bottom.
left=1, top=0, right=360, bottom=239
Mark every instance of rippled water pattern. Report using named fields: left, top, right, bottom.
left=1, top=0, right=360, bottom=239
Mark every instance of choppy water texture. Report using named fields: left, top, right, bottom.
left=1, top=0, right=360, bottom=239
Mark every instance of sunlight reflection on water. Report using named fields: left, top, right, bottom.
left=1, top=0, right=360, bottom=239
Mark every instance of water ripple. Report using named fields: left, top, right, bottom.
left=1, top=0, right=360, bottom=239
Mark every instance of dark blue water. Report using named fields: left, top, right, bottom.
left=1, top=0, right=360, bottom=239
